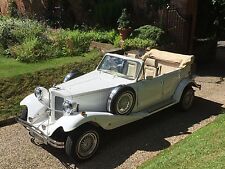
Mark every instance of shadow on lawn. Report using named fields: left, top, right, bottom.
left=42, top=97, right=223, bottom=169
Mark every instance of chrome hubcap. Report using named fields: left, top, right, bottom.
left=77, top=132, right=98, bottom=158
left=117, top=92, right=133, bottom=114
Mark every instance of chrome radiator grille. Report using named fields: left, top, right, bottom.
left=55, top=96, right=64, bottom=120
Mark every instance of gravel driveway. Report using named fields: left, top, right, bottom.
left=0, top=74, right=224, bottom=169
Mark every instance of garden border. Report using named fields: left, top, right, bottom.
left=0, top=117, right=16, bottom=127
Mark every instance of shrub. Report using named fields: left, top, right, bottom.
left=132, top=25, right=165, bottom=43
left=123, top=38, right=156, bottom=50
left=51, top=30, right=92, bottom=57
left=0, top=17, right=45, bottom=46
left=0, top=17, right=49, bottom=62
left=10, top=35, right=54, bottom=62
left=10, top=37, right=42, bottom=62
left=12, top=19, right=45, bottom=42
left=0, top=17, right=120, bottom=62
left=88, top=29, right=118, bottom=44
left=52, top=29, right=119, bottom=57
left=126, top=25, right=166, bottom=50
left=67, top=30, right=92, bottom=54
left=47, top=29, right=69, bottom=57
left=114, top=35, right=122, bottom=47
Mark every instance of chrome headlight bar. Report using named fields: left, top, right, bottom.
left=34, top=87, right=43, bottom=100
left=62, top=100, right=78, bottom=115
left=34, top=87, right=50, bottom=107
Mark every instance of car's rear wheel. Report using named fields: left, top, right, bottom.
left=108, top=86, right=136, bottom=115
left=65, top=126, right=100, bottom=161
left=179, top=87, right=194, bottom=111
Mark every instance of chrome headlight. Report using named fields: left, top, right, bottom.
left=34, top=87, right=50, bottom=106
left=62, top=100, right=77, bottom=115
left=34, top=87, right=43, bottom=100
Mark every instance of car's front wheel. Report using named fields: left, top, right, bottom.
left=179, top=87, right=194, bottom=111
left=65, top=126, right=100, bottom=161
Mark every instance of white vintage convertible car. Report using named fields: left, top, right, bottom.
left=17, top=49, right=200, bottom=161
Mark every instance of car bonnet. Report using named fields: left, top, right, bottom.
left=54, top=70, right=134, bottom=97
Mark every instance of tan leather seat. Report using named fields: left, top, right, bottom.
left=144, top=58, right=158, bottom=79
left=123, top=61, right=137, bottom=79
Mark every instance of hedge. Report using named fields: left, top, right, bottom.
left=0, top=52, right=102, bottom=120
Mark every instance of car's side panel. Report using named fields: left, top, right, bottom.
left=44, top=97, right=178, bottom=136
left=72, top=89, right=112, bottom=112
left=20, top=94, right=47, bottom=118
left=162, top=70, right=181, bottom=100
left=135, top=76, right=163, bottom=111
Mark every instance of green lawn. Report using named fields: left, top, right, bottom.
left=139, top=113, right=225, bottom=169
left=0, top=52, right=97, bottom=78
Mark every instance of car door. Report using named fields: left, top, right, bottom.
left=162, top=70, right=181, bottom=100
left=136, top=76, right=163, bottom=111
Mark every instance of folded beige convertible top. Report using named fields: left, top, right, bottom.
left=142, top=49, right=194, bottom=68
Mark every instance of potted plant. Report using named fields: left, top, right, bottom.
left=117, top=8, right=132, bottom=41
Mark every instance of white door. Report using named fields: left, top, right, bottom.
left=162, top=70, right=180, bottom=100
left=137, top=76, right=163, bottom=111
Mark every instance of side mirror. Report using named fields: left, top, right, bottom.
left=63, top=70, right=80, bottom=82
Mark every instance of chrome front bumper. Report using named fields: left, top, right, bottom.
left=16, top=117, right=64, bottom=148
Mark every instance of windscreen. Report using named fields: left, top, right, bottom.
left=98, top=55, right=141, bottom=80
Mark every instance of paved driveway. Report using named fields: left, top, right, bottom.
left=0, top=74, right=224, bottom=169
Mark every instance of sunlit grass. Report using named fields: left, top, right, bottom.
left=139, top=113, right=225, bottom=169
left=0, top=51, right=98, bottom=78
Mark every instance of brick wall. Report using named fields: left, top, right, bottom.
left=0, top=0, right=9, bottom=15
left=0, top=0, right=48, bottom=17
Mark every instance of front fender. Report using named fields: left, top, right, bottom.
left=173, top=78, right=200, bottom=102
left=20, top=94, right=47, bottom=118
left=47, top=112, right=143, bottom=136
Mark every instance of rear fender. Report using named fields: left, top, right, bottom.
left=173, top=79, right=201, bottom=102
